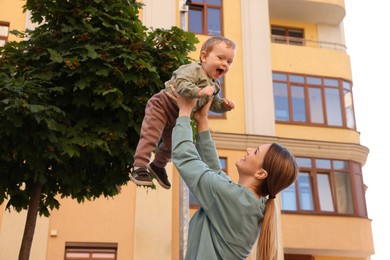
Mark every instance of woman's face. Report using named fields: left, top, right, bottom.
left=235, top=144, right=272, bottom=176
left=200, top=41, right=236, bottom=80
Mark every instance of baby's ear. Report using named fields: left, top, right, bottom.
left=200, top=51, right=207, bottom=62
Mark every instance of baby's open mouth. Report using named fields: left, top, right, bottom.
left=217, top=68, right=224, bottom=75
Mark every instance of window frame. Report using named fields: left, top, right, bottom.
left=0, top=21, right=10, bottom=47
left=64, top=242, right=118, bottom=260
left=188, top=0, right=224, bottom=36
left=271, top=25, right=305, bottom=46
left=272, top=71, right=356, bottom=129
left=281, top=157, right=367, bottom=217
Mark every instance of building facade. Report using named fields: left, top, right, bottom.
left=0, top=0, right=374, bottom=259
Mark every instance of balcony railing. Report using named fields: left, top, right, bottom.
left=271, top=35, right=347, bottom=51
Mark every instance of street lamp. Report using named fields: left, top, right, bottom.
left=178, top=2, right=191, bottom=260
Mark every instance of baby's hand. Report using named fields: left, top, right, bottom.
left=198, top=85, right=215, bottom=97
left=223, top=98, right=235, bottom=110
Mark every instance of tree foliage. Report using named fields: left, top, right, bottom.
left=0, top=0, right=198, bottom=217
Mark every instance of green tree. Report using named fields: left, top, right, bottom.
left=0, top=0, right=198, bottom=259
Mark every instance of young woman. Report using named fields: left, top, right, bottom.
left=171, top=91, right=298, bottom=260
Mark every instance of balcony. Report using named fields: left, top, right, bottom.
left=271, top=35, right=346, bottom=51
left=269, top=0, right=346, bottom=25
left=281, top=214, right=374, bottom=257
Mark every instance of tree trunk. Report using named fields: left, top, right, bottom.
left=18, top=182, right=42, bottom=260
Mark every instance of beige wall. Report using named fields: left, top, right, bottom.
left=282, top=214, right=374, bottom=258
left=276, top=124, right=361, bottom=143
left=46, top=185, right=137, bottom=259
left=0, top=207, right=49, bottom=260
left=0, top=0, right=26, bottom=42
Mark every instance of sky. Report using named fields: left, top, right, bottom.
left=343, top=1, right=390, bottom=259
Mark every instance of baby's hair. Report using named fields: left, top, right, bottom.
left=199, top=36, right=236, bottom=61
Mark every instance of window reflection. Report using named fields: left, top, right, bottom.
left=207, top=8, right=221, bottom=35
left=281, top=182, right=297, bottom=210
left=292, top=86, right=306, bottom=122
left=281, top=157, right=357, bottom=216
left=298, top=173, right=313, bottom=210
left=272, top=72, right=356, bottom=129
left=308, top=88, right=324, bottom=124
left=317, top=173, right=334, bottom=212
left=189, top=8, right=203, bottom=34
left=273, top=82, right=289, bottom=121
left=334, top=172, right=354, bottom=214
left=189, top=0, right=222, bottom=36
left=325, top=88, right=342, bottom=126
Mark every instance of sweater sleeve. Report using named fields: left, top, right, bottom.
left=172, top=116, right=224, bottom=209
left=195, top=131, right=222, bottom=173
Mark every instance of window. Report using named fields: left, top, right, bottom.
left=65, top=242, right=117, bottom=260
left=189, top=0, right=222, bottom=35
left=208, top=76, right=225, bottom=118
left=284, top=254, right=314, bottom=260
left=189, top=157, right=227, bottom=208
left=272, top=72, right=356, bottom=129
left=281, top=158, right=366, bottom=217
left=271, top=25, right=304, bottom=46
left=0, top=21, right=10, bottom=47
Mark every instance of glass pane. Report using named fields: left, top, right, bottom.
left=324, top=78, right=338, bottom=87
left=66, top=252, right=91, bottom=259
left=0, top=25, right=9, bottom=36
left=296, top=158, right=312, bottom=168
left=344, top=90, right=355, bottom=129
left=92, top=253, right=116, bottom=259
left=0, top=39, right=5, bottom=47
left=342, top=80, right=351, bottom=90
left=219, top=158, right=227, bottom=171
left=289, top=75, right=304, bottom=83
left=317, top=173, right=334, bottom=211
left=288, top=29, right=304, bottom=45
left=298, top=173, right=314, bottom=210
left=273, top=82, right=289, bottom=121
left=272, top=72, right=287, bottom=81
left=192, top=0, right=203, bottom=3
left=307, top=76, right=321, bottom=85
left=271, top=27, right=285, bottom=36
left=334, top=172, right=354, bottom=214
left=189, top=8, right=203, bottom=34
left=333, top=160, right=349, bottom=170
left=325, top=88, right=342, bottom=126
left=288, top=29, right=303, bottom=38
left=292, top=86, right=306, bottom=122
left=207, top=0, right=222, bottom=5
left=207, top=8, right=221, bottom=35
left=308, top=88, right=324, bottom=123
left=315, top=159, right=331, bottom=169
left=281, top=182, right=297, bottom=210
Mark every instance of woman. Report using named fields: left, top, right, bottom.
left=171, top=91, right=298, bottom=260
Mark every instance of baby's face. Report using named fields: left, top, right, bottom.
left=201, top=42, right=236, bottom=80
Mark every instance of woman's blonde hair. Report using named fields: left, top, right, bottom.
left=199, top=35, right=236, bottom=61
left=256, top=143, right=298, bottom=260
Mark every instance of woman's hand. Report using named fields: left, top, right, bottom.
left=193, top=97, right=212, bottom=133
left=193, top=97, right=212, bottom=125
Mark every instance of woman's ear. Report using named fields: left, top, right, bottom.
left=254, top=169, right=268, bottom=180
